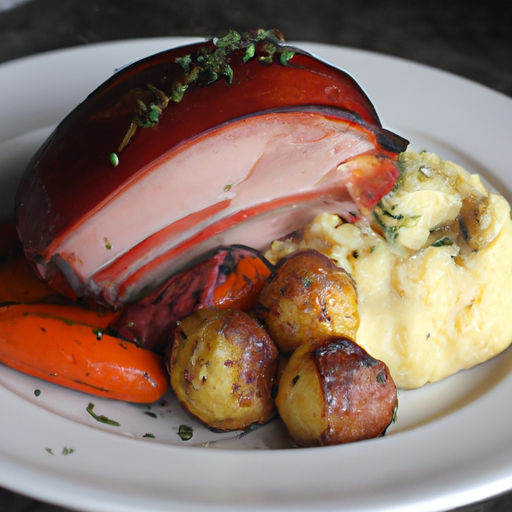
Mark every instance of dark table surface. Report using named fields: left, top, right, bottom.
left=0, top=0, right=511, bottom=511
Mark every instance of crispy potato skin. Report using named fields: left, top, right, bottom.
left=256, top=249, right=359, bottom=353
left=169, top=308, right=278, bottom=431
left=276, top=336, right=397, bottom=447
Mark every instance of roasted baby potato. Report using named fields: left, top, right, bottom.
left=276, top=336, right=397, bottom=447
left=169, top=308, right=278, bottom=431
left=256, top=249, right=359, bottom=353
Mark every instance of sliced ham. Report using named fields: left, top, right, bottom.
left=15, top=32, right=408, bottom=307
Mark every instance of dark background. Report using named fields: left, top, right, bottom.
left=0, top=0, right=511, bottom=511
left=1, top=0, right=511, bottom=99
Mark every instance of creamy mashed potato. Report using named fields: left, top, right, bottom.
left=266, top=150, right=512, bottom=389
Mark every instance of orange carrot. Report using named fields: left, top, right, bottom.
left=0, top=303, right=168, bottom=403
left=212, top=251, right=272, bottom=311
left=112, top=246, right=273, bottom=353
left=0, top=302, right=119, bottom=328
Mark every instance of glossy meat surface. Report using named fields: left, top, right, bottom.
left=15, top=33, right=407, bottom=306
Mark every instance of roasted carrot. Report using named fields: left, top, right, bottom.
left=0, top=302, right=119, bottom=328
left=212, top=249, right=273, bottom=311
left=0, top=303, right=168, bottom=403
left=112, top=245, right=273, bottom=353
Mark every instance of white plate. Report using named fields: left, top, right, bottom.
left=1, top=37, right=512, bottom=512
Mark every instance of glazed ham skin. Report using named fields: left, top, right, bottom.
left=15, top=30, right=408, bottom=307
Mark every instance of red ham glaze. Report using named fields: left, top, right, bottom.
left=15, top=32, right=408, bottom=306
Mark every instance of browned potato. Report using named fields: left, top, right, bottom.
left=256, top=249, right=359, bottom=353
left=169, top=308, right=278, bottom=431
left=276, top=336, right=397, bottom=447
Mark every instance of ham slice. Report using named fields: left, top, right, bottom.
left=15, top=31, right=408, bottom=307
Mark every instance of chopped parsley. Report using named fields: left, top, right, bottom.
left=86, top=402, right=121, bottom=427
left=178, top=424, right=194, bottom=441
left=432, top=236, right=453, bottom=247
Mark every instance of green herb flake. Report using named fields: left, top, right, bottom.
left=392, top=403, right=398, bottom=423
left=178, top=424, right=194, bottom=441
left=432, top=236, right=453, bottom=247
left=279, top=48, right=295, bottom=65
left=148, top=104, right=162, bottom=124
left=175, top=54, right=192, bottom=73
left=170, top=82, right=188, bottom=103
left=222, top=63, right=234, bottom=84
left=86, top=402, right=121, bottom=427
left=143, top=433, right=156, bottom=438
left=45, top=448, right=54, bottom=455
left=426, top=333, right=431, bottom=339
left=302, top=275, right=314, bottom=288
left=376, top=372, right=386, bottom=385
left=117, top=122, right=137, bottom=153
left=62, top=447, right=75, bottom=456
left=381, top=209, right=404, bottom=221
left=243, top=43, right=255, bottom=62
left=116, top=29, right=294, bottom=152
left=135, top=100, right=162, bottom=127
left=215, top=29, right=242, bottom=49
left=103, top=237, right=113, bottom=250
left=34, top=389, right=41, bottom=397
left=186, top=65, right=201, bottom=83
left=259, top=48, right=275, bottom=65
left=109, top=152, right=119, bottom=167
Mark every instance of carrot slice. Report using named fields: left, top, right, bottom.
left=212, top=250, right=273, bottom=311
left=112, top=245, right=273, bottom=353
left=0, top=303, right=168, bottom=403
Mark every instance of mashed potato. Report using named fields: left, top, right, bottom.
left=266, top=150, right=512, bottom=389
